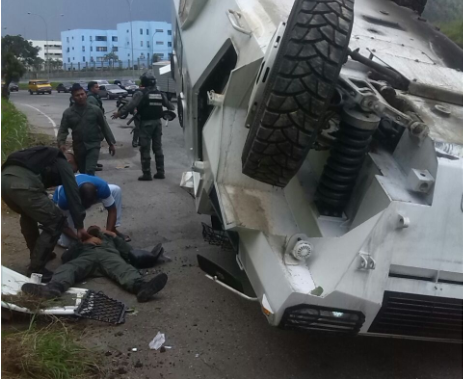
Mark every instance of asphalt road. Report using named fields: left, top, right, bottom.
left=7, top=90, right=463, bottom=379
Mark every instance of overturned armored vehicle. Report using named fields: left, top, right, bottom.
left=172, top=0, right=463, bottom=341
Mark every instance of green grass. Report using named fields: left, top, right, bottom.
left=1, top=99, right=29, bottom=160
left=439, top=18, right=463, bottom=48
left=2, top=321, right=103, bottom=379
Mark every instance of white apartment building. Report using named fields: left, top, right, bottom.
left=28, top=40, right=63, bottom=61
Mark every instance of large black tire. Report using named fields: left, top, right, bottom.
left=242, top=0, right=355, bottom=187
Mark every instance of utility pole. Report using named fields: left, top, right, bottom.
left=151, top=30, right=160, bottom=66
left=126, top=0, right=135, bottom=79
left=27, top=12, right=64, bottom=80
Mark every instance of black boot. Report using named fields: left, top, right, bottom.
left=135, top=273, right=168, bottom=303
left=154, top=156, right=165, bottom=179
left=150, top=243, right=164, bottom=262
left=21, top=282, right=64, bottom=299
left=27, top=267, right=54, bottom=283
left=138, top=172, right=153, bottom=181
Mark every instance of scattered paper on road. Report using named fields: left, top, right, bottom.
left=149, top=331, right=165, bottom=350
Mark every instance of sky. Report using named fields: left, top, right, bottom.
left=1, top=0, right=173, bottom=41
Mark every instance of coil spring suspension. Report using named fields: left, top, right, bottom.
left=316, top=107, right=380, bottom=217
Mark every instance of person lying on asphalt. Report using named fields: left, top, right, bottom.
left=53, top=173, right=130, bottom=245
left=1, top=146, right=90, bottom=282
left=22, top=226, right=168, bottom=303
left=58, top=83, right=116, bottom=176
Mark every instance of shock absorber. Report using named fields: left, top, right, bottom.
left=316, top=107, right=380, bottom=217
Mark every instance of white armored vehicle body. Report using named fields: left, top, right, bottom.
left=172, top=0, right=463, bottom=341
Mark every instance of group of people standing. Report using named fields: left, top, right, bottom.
left=1, top=71, right=174, bottom=302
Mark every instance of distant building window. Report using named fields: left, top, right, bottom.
left=72, top=47, right=74, bottom=50
left=90, top=36, right=93, bottom=41
left=90, top=46, right=93, bottom=52
left=127, top=29, right=129, bottom=33
left=140, top=29, right=143, bottom=35
left=168, top=42, right=172, bottom=47
left=82, top=46, right=85, bottom=52
left=128, top=53, right=130, bottom=57
left=156, top=41, right=163, bottom=45
left=146, top=29, right=149, bottom=35
left=96, top=46, right=107, bottom=52
left=156, top=29, right=163, bottom=32
left=72, top=36, right=74, bottom=40
left=147, top=41, right=150, bottom=48
left=140, top=41, right=143, bottom=47
left=82, top=35, right=84, bottom=41
left=95, top=36, right=107, bottom=41
left=112, top=36, right=118, bottom=42
left=67, top=57, right=70, bottom=62
left=112, top=46, right=118, bottom=52
left=167, top=30, right=172, bottom=35
left=66, top=47, right=70, bottom=52
left=66, top=37, right=69, bottom=42
left=73, top=57, right=75, bottom=60
left=83, top=56, right=86, bottom=62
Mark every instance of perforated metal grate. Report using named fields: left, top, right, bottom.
left=74, top=290, right=127, bottom=324
left=369, top=291, right=463, bottom=340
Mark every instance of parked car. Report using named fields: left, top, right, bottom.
left=95, top=79, right=109, bottom=85
left=98, top=84, right=128, bottom=100
left=114, top=79, right=139, bottom=95
left=56, top=82, right=73, bottom=93
left=28, top=80, right=52, bottom=95
left=78, top=82, right=90, bottom=92
left=8, top=82, right=19, bottom=92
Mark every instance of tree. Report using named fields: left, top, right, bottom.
left=103, top=52, right=119, bottom=68
left=1, top=35, right=40, bottom=86
left=31, top=57, right=45, bottom=72
left=47, top=58, right=63, bottom=71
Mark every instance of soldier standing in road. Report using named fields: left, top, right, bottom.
left=87, top=81, right=105, bottom=112
left=112, top=72, right=174, bottom=181
left=87, top=80, right=109, bottom=172
left=58, top=83, right=116, bottom=176
left=1, top=147, right=90, bottom=282
left=130, top=85, right=145, bottom=148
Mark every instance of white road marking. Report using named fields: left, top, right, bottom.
left=18, top=103, right=58, bottom=137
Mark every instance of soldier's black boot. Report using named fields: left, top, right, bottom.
left=153, top=172, right=165, bottom=179
left=21, top=282, right=65, bottom=299
left=134, top=273, right=168, bottom=303
left=138, top=172, right=153, bottom=181
left=154, top=156, right=165, bottom=179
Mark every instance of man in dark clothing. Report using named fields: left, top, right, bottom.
left=130, top=86, right=144, bottom=148
left=1, top=147, right=90, bottom=281
left=87, top=81, right=105, bottom=113
left=87, top=80, right=108, bottom=172
left=22, top=226, right=168, bottom=303
left=112, top=72, right=174, bottom=181
left=58, top=83, right=116, bottom=176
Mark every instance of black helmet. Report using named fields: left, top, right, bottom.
left=140, top=71, right=157, bottom=87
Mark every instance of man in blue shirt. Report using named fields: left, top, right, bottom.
left=53, top=174, right=128, bottom=247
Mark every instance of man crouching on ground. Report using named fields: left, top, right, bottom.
left=22, top=226, right=168, bottom=303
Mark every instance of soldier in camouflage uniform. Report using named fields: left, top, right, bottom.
left=58, top=83, right=116, bottom=175
left=112, top=72, right=174, bottom=181
left=21, top=226, right=168, bottom=303
left=1, top=147, right=89, bottom=281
